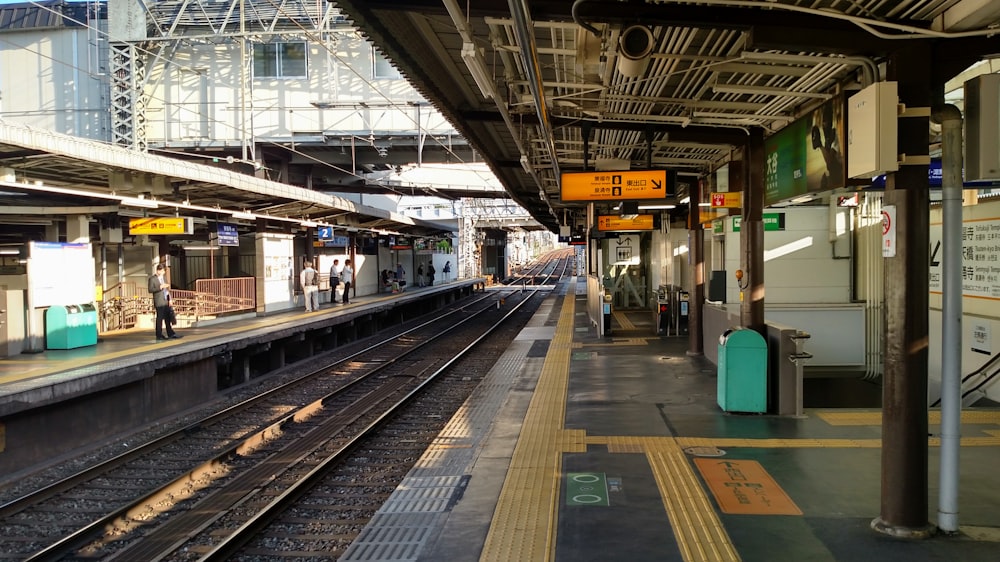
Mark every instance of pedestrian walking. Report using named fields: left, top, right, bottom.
left=427, top=263, right=436, bottom=286
left=417, top=263, right=425, bottom=287
left=301, top=260, right=320, bottom=311
left=443, top=260, right=451, bottom=282
left=341, top=259, right=354, bottom=304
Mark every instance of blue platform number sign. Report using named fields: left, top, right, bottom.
left=318, top=226, right=334, bottom=240
left=216, top=223, right=240, bottom=246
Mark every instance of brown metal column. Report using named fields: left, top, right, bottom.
left=872, top=42, right=934, bottom=539
left=688, top=176, right=704, bottom=355
left=741, top=128, right=766, bottom=334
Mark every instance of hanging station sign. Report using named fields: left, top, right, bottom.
left=560, top=169, right=676, bottom=201
left=596, top=214, right=656, bottom=231
left=128, top=217, right=193, bottom=235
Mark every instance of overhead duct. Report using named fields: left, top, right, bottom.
left=617, top=25, right=654, bottom=78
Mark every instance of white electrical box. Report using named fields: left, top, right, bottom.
left=965, top=74, right=1000, bottom=181
left=847, top=81, right=898, bottom=179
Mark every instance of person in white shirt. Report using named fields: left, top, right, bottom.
left=329, top=259, right=341, bottom=302
left=300, top=261, right=320, bottom=311
left=341, top=259, right=354, bottom=304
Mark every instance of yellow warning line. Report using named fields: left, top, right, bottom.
left=817, top=410, right=1000, bottom=426
left=676, top=436, right=1000, bottom=448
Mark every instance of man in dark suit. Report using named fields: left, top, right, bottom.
left=148, top=263, right=182, bottom=341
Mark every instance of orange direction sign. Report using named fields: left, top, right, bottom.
left=597, top=214, right=655, bottom=231
left=694, top=458, right=802, bottom=515
left=561, top=170, right=672, bottom=201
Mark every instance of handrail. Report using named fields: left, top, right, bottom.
left=930, top=350, right=1000, bottom=407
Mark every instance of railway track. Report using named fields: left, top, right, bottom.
left=0, top=286, right=548, bottom=561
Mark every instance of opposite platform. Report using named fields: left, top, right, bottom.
left=344, top=278, right=1000, bottom=562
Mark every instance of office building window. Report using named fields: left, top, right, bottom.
left=253, top=43, right=307, bottom=78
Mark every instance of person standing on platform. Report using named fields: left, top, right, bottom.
left=148, top=263, right=181, bottom=341
left=329, top=259, right=341, bottom=303
left=301, top=260, right=319, bottom=312
left=427, top=262, right=435, bottom=286
left=341, top=259, right=354, bottom=304
left=443, top=260, right=451, bottom=282
left=395, top=262, right=406, bottom=291
left=417, top=263, right=425, bottom=287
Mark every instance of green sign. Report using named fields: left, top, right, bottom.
left=566, top=472, right=609, bottom=506
left=764, top=95, right=846, bottom=206
left=732, top=213, right=785, bottom=232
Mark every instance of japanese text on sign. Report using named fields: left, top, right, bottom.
left=560, top=170, right=673, bottom=201
left=930, top=218, right=1000, bottom=299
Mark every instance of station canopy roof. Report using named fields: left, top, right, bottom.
left=0, top=121, right=453, bottom=239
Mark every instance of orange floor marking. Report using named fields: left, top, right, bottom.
left=694, top=458, right=802, bottom=516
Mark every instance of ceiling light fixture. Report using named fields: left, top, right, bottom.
left=230, top=211, right=255, bottom=220
left=461, top=42, right=497, bottom=99
left=119, top=196, right=159, bottom=209
left=712, top=84, right=832, bottom=100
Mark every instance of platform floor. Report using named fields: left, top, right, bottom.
left=0, top=281, right=457, bottom=400
left=343, top=279, right=1000, bottom=562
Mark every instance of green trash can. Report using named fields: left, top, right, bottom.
left=45, top=303, right=99, bottom=350
left=718, top=328, right=767, bottom=413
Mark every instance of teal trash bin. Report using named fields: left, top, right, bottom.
left=45, top=303, right=99, bottom=350
left=717, top=328, right=768, bottom=413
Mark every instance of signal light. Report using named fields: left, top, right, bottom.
left=659, top=304, right=668, bottom=313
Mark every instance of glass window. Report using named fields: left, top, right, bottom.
left=373, top=48, right=401, bottom=80
left=253, top=42, right=307, bottom=78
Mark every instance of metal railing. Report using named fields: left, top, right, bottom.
left=98, top=277, right=257, bottom=334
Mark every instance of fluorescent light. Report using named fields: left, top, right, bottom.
left=693, top=111, right=792, bottom=122
left=182, top=245, right=219, bottom=251
left=301, top=220, right=318, bottom=228
left=698, top=202, right=712, bottom=207
left=712, top=84, right=832, bottom=100
left=230, top=211, right=255, bottom=220
left=639, top=204, right=676, bottom=209
left=679, top=196, right=690, bottom=204
left=120, top=196, right=159, bottom=209
left=461, top=42, right=496, bottom=99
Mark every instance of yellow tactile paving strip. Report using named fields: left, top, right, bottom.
left=613, top=310, right=636, bottom=330
left=480, top=289, right=738, bottom=562
left=479, top=286, right=576, bottom=562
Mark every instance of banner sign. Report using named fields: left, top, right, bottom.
left=128, top=217, right=193, bottom=235
left=561, top=169, right=675, bottom=201
left=764, top=95, right=846, bottom=206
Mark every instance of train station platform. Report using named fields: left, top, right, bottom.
left=0, top=279, right=484, bottom=478
left=343, top=278, right=1000, bottom=562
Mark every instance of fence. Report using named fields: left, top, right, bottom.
left=98, top=277, right=256, bottom=333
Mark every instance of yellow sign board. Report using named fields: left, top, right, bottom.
left=128, top=217, right=193, bottom=235
left=596, top=214, right=655, bottom=231
left=710, top=191, right=742, bottom=208
left=693, top=458, right=802, bottom=515
left=561, top=170, right=672, bottom=201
